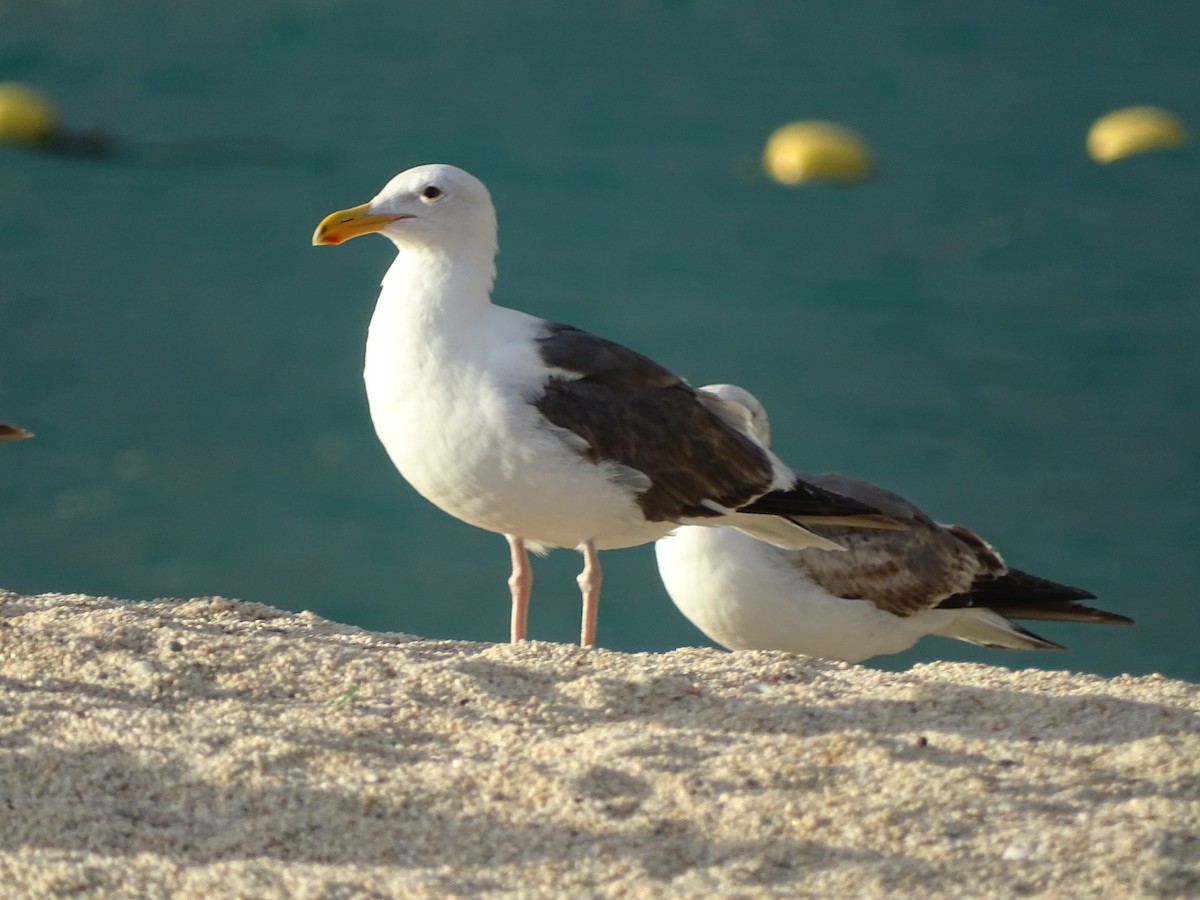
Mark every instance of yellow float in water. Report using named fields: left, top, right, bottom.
left=0, top=424, right=33, bottom=441
left=0, top=83, right=57, bottom=145
left=763, top=120, right=873, bottom=185
left=1087, top=106, right=1189, bottom=163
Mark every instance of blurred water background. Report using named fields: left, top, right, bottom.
left=2, top=1, right=1197, bottom=680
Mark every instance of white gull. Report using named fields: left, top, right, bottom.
left=655, top=384, right=1132, bottom=662
left=313, top=165, right=895, bottom=647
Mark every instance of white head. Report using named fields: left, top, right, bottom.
left=699, top=383, right=773, bottom=448
left=312, top=164, right=498, bottom=256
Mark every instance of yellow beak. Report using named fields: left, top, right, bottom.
left=312, top=202, right=410, bottom=246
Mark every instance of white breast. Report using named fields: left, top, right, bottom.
left=364, top=292, right=671, bottom=553
left=655, top=526, right=948, bottom=661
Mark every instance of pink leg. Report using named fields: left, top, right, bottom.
left=577, top=539, right=602, bottom=648
left=506, top=535, right=531, bottom=643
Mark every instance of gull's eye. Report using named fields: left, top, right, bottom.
left=421, top=185, right=444, bottom=201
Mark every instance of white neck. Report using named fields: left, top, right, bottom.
left=363, top=239, right=500, bottom=420
left=376, top=240, right=496, bottom=335
left=361, top=236, right=505, bottom=484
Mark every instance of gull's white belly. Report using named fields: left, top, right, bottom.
left=365, top=345, right=671, bottom=552
left=656, top=526, right=943, bottom=661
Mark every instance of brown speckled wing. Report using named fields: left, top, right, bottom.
left=785, top=473, right=997, bottom=618
left=785, top=473, right=1123, bottom=625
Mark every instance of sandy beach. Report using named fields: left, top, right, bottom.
left=1, top=589, right=1196, bottom=898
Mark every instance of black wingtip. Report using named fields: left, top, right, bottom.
left=740, top=479, right=900, bottom=525
left=941, top=567, right=1133, bottom=625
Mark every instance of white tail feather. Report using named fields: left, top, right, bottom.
left=936, top=609, right=1063, bottom=651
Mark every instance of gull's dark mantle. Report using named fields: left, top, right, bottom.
left=534, top=322, right=884, bottom=525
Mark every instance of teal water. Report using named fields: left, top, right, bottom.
left=2, top=2, right=1197, bottom=680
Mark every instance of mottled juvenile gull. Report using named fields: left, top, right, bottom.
left=655, top=384, right=1132, bottom=662
left=312, top=165, right=895, bottom=648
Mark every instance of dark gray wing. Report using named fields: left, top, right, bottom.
left=792, top=472, right=941, bottom=525
left=737, top=483, right=905, bottom=523
left=533, top=322, right=780, bottom=522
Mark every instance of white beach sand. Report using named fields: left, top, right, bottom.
left=1, top=590, right=1196, bottom=898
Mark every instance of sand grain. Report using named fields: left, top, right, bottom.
left=1, top=591, right=1196, bottom=898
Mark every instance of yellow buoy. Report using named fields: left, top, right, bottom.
left=0, top=83, right=57, bottom=145
left=763, top=120, right=873, bottom=185
left=1087, top=106, right=1189, bottom=163
left=0, top=424, right=33, bottom=441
